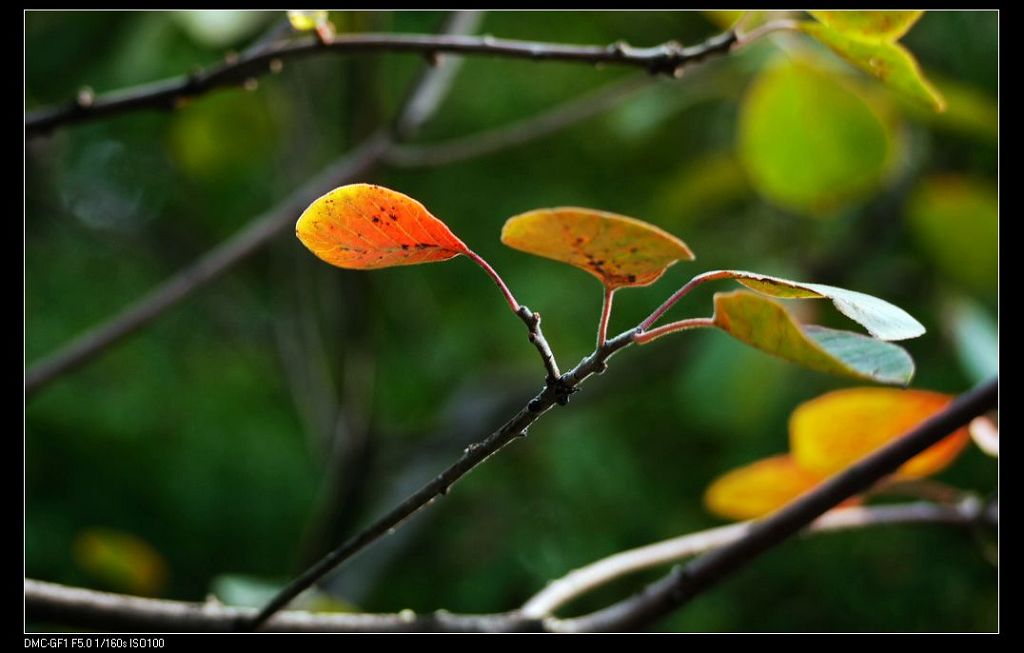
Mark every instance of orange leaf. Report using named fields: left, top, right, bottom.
left=500, top=208, right=694, bottom=289
left=295, top=184, right=469, bottom=269
left=704, top=454, right=836, bottom=520
left=790, top=388, right=970, bottom=478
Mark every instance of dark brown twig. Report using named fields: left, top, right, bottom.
left=26, top=28, right=739, bottom=137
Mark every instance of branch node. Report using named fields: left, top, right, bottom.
left=424, top=50, right=443, bottom=67
left=76, top=86, right=95, bottom=109
left=269, top=58, right=284, bottom=74
left=224, top=50, right=239, bottom=65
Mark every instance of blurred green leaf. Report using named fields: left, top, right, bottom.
left=897, top=75, right=996, bottom=142
left=944, top=297, right=998, bottom=384
left=712, top=291, right=915, bottom=384
left=654, top=153, right=750, bottom=225
left=172, top=10, right=271, bottom=48
left=907, top=175, right=997, bottom=291
left=800, top=22, right=945, bottom=112
left=807, top=11, right=923, bottom=42
left=738, top=60, right=895, bottom=216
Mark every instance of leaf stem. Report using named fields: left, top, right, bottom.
left=464, top=249, right=520, bottom=313
left=597, top=288, right=615, bottom=349
left=633, top=317, right=715, bottom=345
left=638, top=270, right=735, bottom=332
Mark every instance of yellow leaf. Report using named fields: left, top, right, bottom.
left=790, top=388, right=970, bottom=478
left=73, top=528, right=168, bottom=596
left=501, top=208, right=694, bottom=289
left=287, top=10, right=328, bottom=32
left=808, top=10, right=923, bottom=42
left=704, top=454, right=831, bottom=520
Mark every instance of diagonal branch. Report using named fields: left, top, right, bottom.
left=25, top=11, right=482, bottom=399
left=552, top=377, right=998, bottom=632
left=26, top=26, right=742, bottom=137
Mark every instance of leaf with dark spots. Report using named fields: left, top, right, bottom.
left=295, top=184, right=469, bottom=269
left=500, top=207, right=694, bottom=289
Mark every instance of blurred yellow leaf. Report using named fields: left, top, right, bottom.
left=808, top=11, right=923, bottom=42
left=705, top=454, right=835, bottom=520
left=73, top=528, right=168, bottom=596
left=287, top=10, right=329, bottom=32
left=790, top=388, right=970, bottom=478
left=800, top=22, right=945, bottom=112
left=738, top=60, right=895, bottom=216
left=501, top=208, right=694, bottom=289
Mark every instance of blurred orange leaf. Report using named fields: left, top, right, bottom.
left=704, top=454, right=854, bottom=520
left=295, top=184, right=469, bottom=269
left=73, top=528, right=168, bottom=596
left=500, top=208, right=694, bottom=289
left=790, top=388, right=970, bottom=478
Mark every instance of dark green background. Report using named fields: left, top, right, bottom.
left=26, top=11, right=998, bottom=632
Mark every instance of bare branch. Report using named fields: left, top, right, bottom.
left=552, top=377, right=998, bottom=632
left=523, top=498, right=992, bottom=619
left=26, top=27, right=739, bottom=137
left=247, top=325, right=638, bottom=630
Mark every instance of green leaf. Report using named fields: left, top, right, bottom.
left=907, top=174, right=997, bottom=291
left=738, top=60, right=894, bottom=216
left=717, top=270, right=925, bottom=340
left=712, top=291, right=915, bottom=385
left=800, top=22, right=945, bottom=112
left=808, top=11, right=923, bottom=42
left=944, top=298, right=998, bottom=384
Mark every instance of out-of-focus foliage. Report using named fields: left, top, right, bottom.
left=26, top=10, right=996, bottom=632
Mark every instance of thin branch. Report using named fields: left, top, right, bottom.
left=463, top=249, right=521, bottom=313
left=26, top=28, right=740, bottom=136
left=26, top=497, right=994, bottom=632
left=632, top=317, right=715, bottom=345
left=522, top=498, right=991, bottom=619
left=385, top=74, right=655, bottom=168
left=248, top=325, right=637, bottom=629
left=552, top=377, right=998, bottom=632
left=638, top=269, right=736, bottom=332
left=25, top=12, right=481, bottom=399
left=25, top=579, right=539, bottom=633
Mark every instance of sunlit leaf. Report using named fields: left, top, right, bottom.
left=738, top=60, right=894, bottom=216
left=969, top=415, right=998, bottom=457
left=790, top=388, right=970, bottom=478
left=73, top=528, right=168, bottom=596
left=500, top=207, right=694, bottom=289
left=296, top=184, right=469, bottom=269
left=705, top=454, right=832, bottom=520
left=908, top=175, right=997, bottom=291
left=715, top=270, right=924, bottom=340
left=800, top=22, right=945, bottom=111
left=897, top=75, right=997, bottom=143
left=712, top=291, right=915, bottom=385
left=287, top=10, right=329, bottom=32
left=808, top=10, right=923, bottom=42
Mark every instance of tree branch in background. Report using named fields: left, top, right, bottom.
left=25, top=11, right=483, bottom=398
left=26, top=26, right=741, bottom=136
left=25, top=494, right=996, bottom=632
left=552, top=378, right=998, bottom=632
left=522, top=498, right=993, bottom=619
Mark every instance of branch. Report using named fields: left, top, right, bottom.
left=25, top=579, right=539, bottom=633
left=26, top=27, right=739, bottom=136
left=247, top=325, right=638, bottom=630
left=25, top=12, right=481, bottom=399
left=384, top=74, right=655, bottom=168
left=522, top=498, right=993, bottom=619
left=552, top=377, right=998, bottom=632
left=26, top=498, right=994, bottom=632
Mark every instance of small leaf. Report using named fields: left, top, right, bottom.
left=501, top=208, right=694, bottom=289
left=719, top=270, right=924, bottom=340
left=287, top=10, right=329, bottom=32
left=73, top=528, right=168, bottom=596
left=296, top=184, right=469, bottom=270
left=712, top=291, right=915, bottom=385
left=944, top=298, right=998, bottom=385
left=808, top=10, right=923, bottom=42
left=704, top=454, right=831, bottom=520
left=738, top=60, right=894, bottom=215
left=790, top=388, right=971, bottom=478
left=969, top=415, right=998, bottom=458
left=800, top=22, right=945, bottom=111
